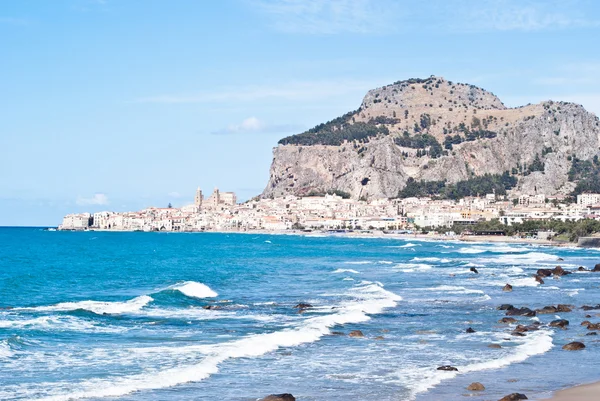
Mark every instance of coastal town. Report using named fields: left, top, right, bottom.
left=59, top=187, right=600, bottom=237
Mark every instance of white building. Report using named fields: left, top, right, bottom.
left=577, top=193, right=600, bottom=207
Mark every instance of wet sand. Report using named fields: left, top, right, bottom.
left=544, top=382, right=600, bottom=400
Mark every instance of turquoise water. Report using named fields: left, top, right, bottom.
left=1, top=228, right=600, bottom=400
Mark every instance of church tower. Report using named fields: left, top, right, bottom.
left=194, top=187, right=203, bottom=209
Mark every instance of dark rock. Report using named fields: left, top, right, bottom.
left=506, top=307, right=536, bottom=317
left=497, top=304, right=514, bottom=311
left=437, top=365, right=458, bottom=371
left=260, top=394, right=296, bottom=401
left=578, top=266, right=588, bottom=271
left=586, top=314, right=592, bottom=318
left=549, top=319, right=569, bottom=328
left=537, top=269, right=553, bottom=277
left=593, top=263, right=600, bottom=272
left=562, top=341, right=585, bottom=351
left=511, top=332, right=526, bottom=337
left=374, top=336, right=385, bottom=340
left=498, top=393, right=528, bottom=401
left=534, top=275, right=545, bottom=284
left=586, top=323, right=600, bottom=330
left=557, top=257, right=564, bottom=261
left=202, top=305, right=222, bottom=310
left=586, top=332, right=598, bottom=336
left=330, top=331, right=345, bottom=336
left=581, top=320, right=592, bottom=326
left=488, top=344, right=502, bottom=349
left=470, top=267, right=479, bottom=274
left=349, top=330, right=364, bottom=338
left=294, top=303, right=312, bottom=309
left=536, top=306, right=558, bottom=314
left=557, top=304, right=573, bottom=312
left=582, top=305, right=600, bottom=311
left=467, top=382, right=485, bottom=391
left=502, top=284, right=513, bottom=292
left=499, top=317, right=518, bottom=324
left=552, top=266, right=571, bottom=276
left=466, top=327, right=476, bottom=333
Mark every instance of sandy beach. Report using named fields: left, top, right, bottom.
left=545, top=382, right=600, bottom=400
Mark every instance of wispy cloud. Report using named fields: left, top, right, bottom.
left=533, top=62, right=600, bottom=86
left=250, top=0, right=599, bottom=34
left=212, top=117, right=302, bottom=135
left=76, top=193, right=109, bottom=206
left=251, top=0, right=402, bottom=34
left=135, top=79, right=378, bottom=104
left=454, top=0, right=600, bottom=32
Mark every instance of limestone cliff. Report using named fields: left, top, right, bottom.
left=262, top=76, right=600, bottom=199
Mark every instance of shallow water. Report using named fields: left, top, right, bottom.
left=1, top=228, right=600, bottom=400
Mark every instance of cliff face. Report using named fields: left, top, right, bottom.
left=263, top=76, right=600, bottom=199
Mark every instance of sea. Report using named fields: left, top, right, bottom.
left=1, top=227, right=600, bottom=401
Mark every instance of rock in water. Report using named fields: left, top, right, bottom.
left=466, top=327, right=476, bottom=333
left=537, top=269, right=553, bottom=277
left=503, top=284, right=513, bottom=292
left=499, top=317, right=517, bottom=324
left=470, top=267, right=479, bottom=274
left=562, top=342, right=585, bottom=351
left=498, top=394, right=528, bottom=401
left=549, top=319, right=569, bottom=328
left=552, top=266, right=571, bottom=276
left=593, top=264, right=600, bottom=272
left=294, top=303, right=312, bottom=309
left=348, top=330, right=364, bottom=338
left=437, top=365, right=458, bottom=371
left=534, top=275, right=545, bottom=284
left=467, top=382, right=485, bottom=391
left=488, top=344, right=502, bottom=349
left=260, top=394, right=296, bottom=401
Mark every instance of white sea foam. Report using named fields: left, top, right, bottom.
left=0, top=316, right=127, bottom=333
left=343, top=261, right=373, bottom=265
left=458, top=248, right=487, bottom=254
left=393, top=263, right=433, bottom=273
left=378, top=260, right=394, bottom=264
left=332, top=269, right=360, bottom=274
left=420, top=285, right=485, bottom=295
left=20, top=295, right=153, bottom=315
left=0, top=340, right=13, bottom=359
left=481, top=252, right=559, bottom=266
left=30, top=282, right=401, bottom=401
left=342, top=277, right=355, bottom=281
left=411, top=257, right=451, bottom=263
left=172, top=281, right=218, bottom=298
left=398, top=243, right=420, bottom=248
left=402, top=329, right=553, bottom=398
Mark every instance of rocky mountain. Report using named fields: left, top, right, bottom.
left=262, top=76, right=600, bottom=200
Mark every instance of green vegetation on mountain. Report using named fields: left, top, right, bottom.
left=569, top=156, right=600, bottom=195
left=397, top=172, right=517, bottom=199
left=278, top=111, right=390, bottom=146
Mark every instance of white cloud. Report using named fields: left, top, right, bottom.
left=168, top=191, right=182, bottom=198
left=135, top=79, right=378, bottom=104
left=76, top=193, right=109, bottom=206
left=212, top=117, right=303, bottom=135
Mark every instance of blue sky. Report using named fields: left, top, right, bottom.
left=2, top=0, right=600, bottom=226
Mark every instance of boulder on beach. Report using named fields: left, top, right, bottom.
left=586, top=323, right=600, bottom=330
left=536, top=306, right=558, bottom=314
left=260, top=394, right=296, bottom=401
left=488, top=344, right=502, bottom=349
left=349, top=330, right=364, bottom=338
left=437, top=365, right=458, bottom=371
left=499, top=317, right=518, bottom=324
left=562, top=342, right=585, bottom=351
left=581, top=320, right=591, bottom=326
left=467, top=382, right=485, bottom=391
left=557, top=304, right=572, bottom=312
left=534, top=275, right=545, bottom=284
left=586, top=332, right=597, bottom=336
left=498, top=304, right=514, bottom=311
left=582, top=304, right=600, bottom=311
left=498, top=393, right=528, bottom=401
left=549, top=319, right=569, bottom=328
left=502, top=284, right=513, bottom=292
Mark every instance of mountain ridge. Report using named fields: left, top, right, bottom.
left=263, top=76, right=600, bottom=200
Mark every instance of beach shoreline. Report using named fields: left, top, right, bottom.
left=544, top=381, right=600, bottom=400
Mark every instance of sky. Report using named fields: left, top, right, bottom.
left=2, top=0, right=600, bottom=226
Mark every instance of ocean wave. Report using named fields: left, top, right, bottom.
left=0, top=316, right=127, bottom=333
left=420, top=285, right=485, bottom=295
left=411, top=257, right=451, bottom=263
left=403, top=329, right=553, bottom=398
left=343, top=261, right=373, bottom=265
left=18, top=295, right=153, bottom=315
left=393, top=263, right=433, bottom=273
left=30, top=282, right=401, bottom=401
left=171, top=281, right=218, bottom=298
left=332, top=268, right=360, bottom=274
left=398, top=243, right=420, bottom=248
left=0, top=340, right=13, bottom=359
left=480, top=252, right=560, bottom=266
